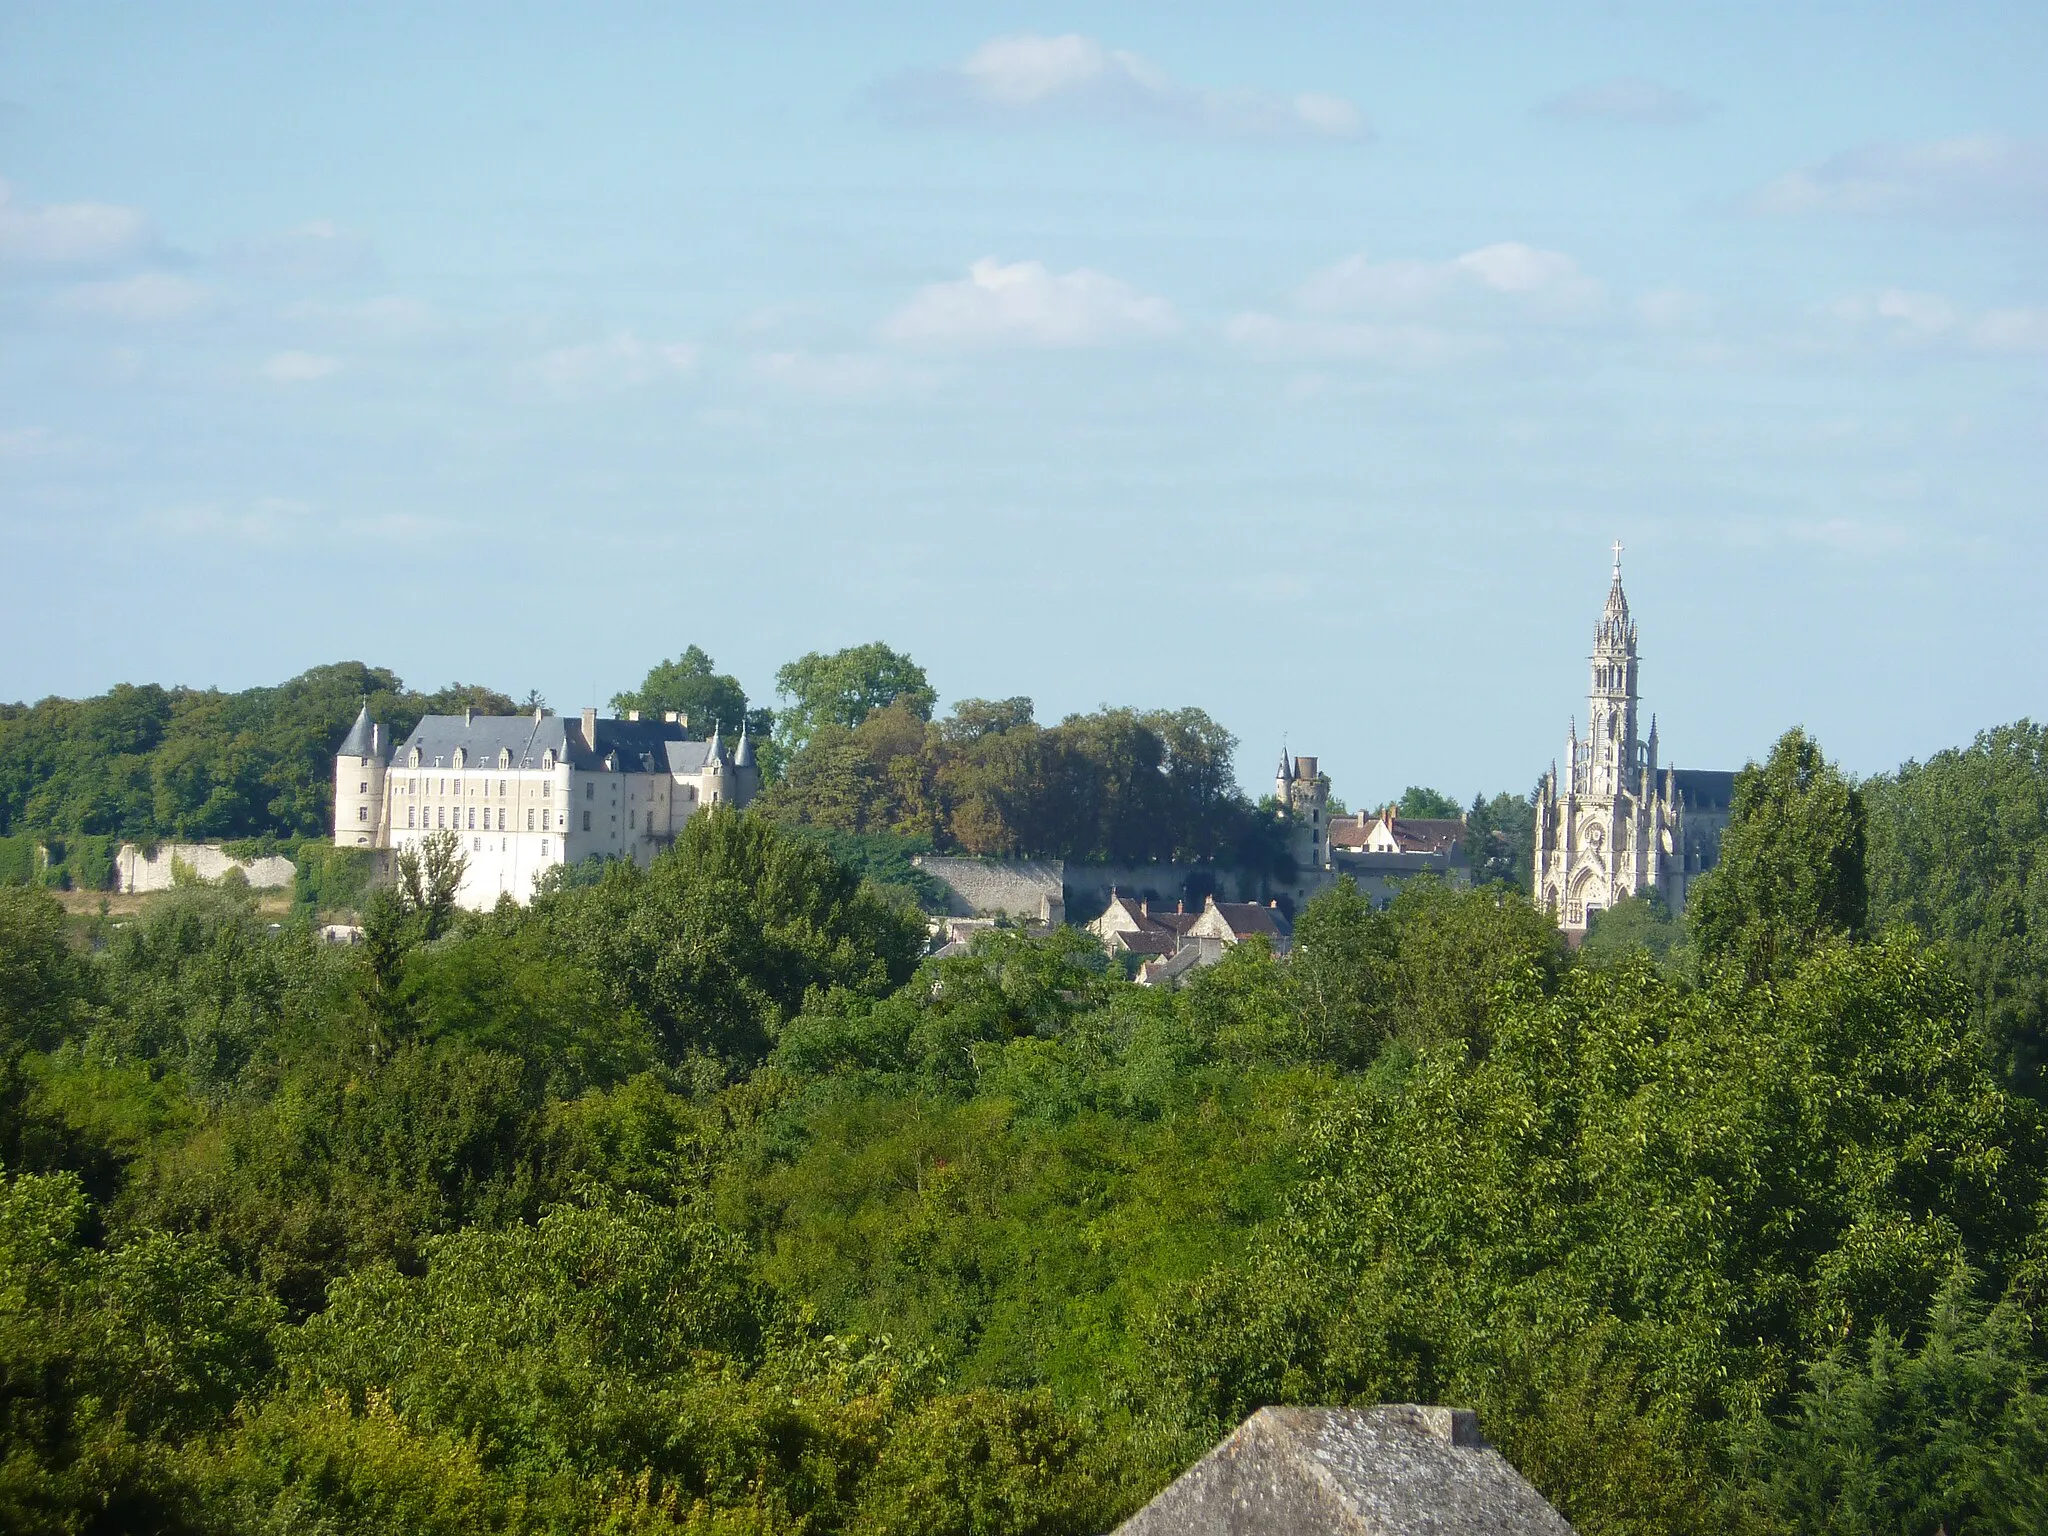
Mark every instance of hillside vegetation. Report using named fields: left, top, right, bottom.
left=2, top=726, right=2046, bottom=1534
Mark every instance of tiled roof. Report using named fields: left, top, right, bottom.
left=1212, top=902, right=1291, bottom=939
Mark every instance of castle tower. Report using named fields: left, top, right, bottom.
left=333, top=701, right=387, bottom=848
left=1277, top=749, right=1331, bottom=869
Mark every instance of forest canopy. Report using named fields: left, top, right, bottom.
left=1, top=723, right=2046, bottom=1534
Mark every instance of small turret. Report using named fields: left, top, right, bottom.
left=731, top=719, right=761, bottom=807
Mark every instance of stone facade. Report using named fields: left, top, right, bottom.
left=333, top=702, right=761, bottom=910
left=1533, top=549, right=1729, bottom=938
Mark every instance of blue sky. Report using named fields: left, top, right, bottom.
left=2, top=1, right=2042, bottom=804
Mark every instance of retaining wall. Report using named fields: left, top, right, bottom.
left=115, top=842, right=296, bottom=894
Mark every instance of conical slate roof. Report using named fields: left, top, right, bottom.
left=338, top=702, right=378, bottom=757
left=734, top=720, right=754, bottom=767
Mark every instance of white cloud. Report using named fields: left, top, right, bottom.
left=1828, top=287, right=2048, bottom=354
left=1234, top=242, right=1605, bottom=365
left=0, top=179, right=153, bottom=265
left=1750, top=135, right=2048, bottom=219
left=1223, top=311, right=1489, bottom=365
left=751, top=350, right=932, bottom=398
left=882, top=258, right=1180, bottom=349
left=263, top=350, right=340, bottom=382
left=226, top=220, right=377, bottom=281
left=52, top=272, right=211, bottom=323
left=877, top=33, right=1366, bottom=142
left=1293, top=242, right=1600, bottom=316
left=1535, top=77, right=1708, bottom=125
left=537, top=331, right=697, bottom=389
left=283, top=294, right=445, bottom=346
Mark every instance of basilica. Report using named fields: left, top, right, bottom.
left=1532, top=549, right=1732, bottom=939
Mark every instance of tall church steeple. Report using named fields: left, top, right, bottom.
left=1583, top=541, right=1640, bottom=798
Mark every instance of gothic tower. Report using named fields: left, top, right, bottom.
left=1533, top=546, right=1681, bottom=938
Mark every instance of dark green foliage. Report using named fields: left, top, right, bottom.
left=1864, top=721, right=2048, bottom=1094
left=531, top=809, right=927, bottom=1068
left=1467, top=786, right=1539, bottom=891
left=1579, top=892, right=1683, bottom=971
left=611, top=644, right=773, bottom=742
left=1691, top=729, right=1867, bottom=984
left=764, top=697, right=1288, bottom=868
left=0, top=663, right=515, bottom=846
left=1728, top=1273, right=2048, bottom=1534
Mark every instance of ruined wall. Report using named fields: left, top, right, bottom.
left=115, top=843, right=296, bottom=894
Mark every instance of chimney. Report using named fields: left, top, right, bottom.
left=628, top=709, right=640, bottom=722
left=581, top=706, right=598, bottom=748
left=1269, top=899, right=1279, bottom=909
left=663, top=711, right=679, bottom=724
left=533, top=704, right=543, bottom=722
left=464, top=705, right=474, bottom=725
left=1177, top=900, right=1184, bottom=914
left=1296, top=755, right=1317, bottom=781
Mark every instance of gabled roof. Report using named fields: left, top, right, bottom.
left=1384, top=817, right=1466, bottom=856
left=1110, top=928, right=1179, bottom=956
left=1116, top=1405, right=1575, bottom=1535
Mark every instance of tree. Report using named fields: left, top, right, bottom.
left=1398, top=786, right=1464, bottom=819
left=1467, top=786, right=1539, bottom=891
left=773, top=643, right=936, bottom=759
left=1862, top=720, right=2048, bottom=1094
left=396, top=829, right=466, bottom=942
left=610, top=645, right=770, bottom=738
left=1690, top=728, right=1866, bottom=984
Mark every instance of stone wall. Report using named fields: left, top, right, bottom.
left=913, top=857, right=1066, bottom=920
left=115, top=843, right=296, bottom=894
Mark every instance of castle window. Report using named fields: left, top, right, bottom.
left=467, top=808, right=476, bottom=829
left=409, top=747, right=421, bottom=767
left=543, top=810, right=551, bottom=830
left=541, top=839, right=549, bottom=856
left=453, top=748, right=466, bottom=769
left=587, top=782, right=594, bottom=799
left=437, top=807, right=446, bottom=829
left=542, top=781, right=551, bottom=797
left=499, top=749, right=511, bottom=770
left=408, top=808, right=416, bottom=828
left=498, top=779, right=506, bottom=796
left=527, top=809, right=535, bottom=830
left=583, top=810, right=592, bottom=831
left=359, top=781, right=368, bottom=794
left=497, top=809, right=506, bottom=830
left=358, top=806, right=369, bottom=822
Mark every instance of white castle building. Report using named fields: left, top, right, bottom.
left=333, top=703, right=760, bottom=909
left=1533, top=548, right=1732, bottom=938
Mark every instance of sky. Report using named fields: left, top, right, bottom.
left=1, top=1, right=2043, bottom=805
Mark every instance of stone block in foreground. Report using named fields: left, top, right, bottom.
left=1116, top=1404, right=1574, bottom=1535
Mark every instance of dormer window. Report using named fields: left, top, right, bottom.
left=499, top=748, right=511, bottom=770
left=453, top=747, right=466, bottom=769
left=409, top=747, right=421, bottom=767
left=542, top=749, right=556, bottom=771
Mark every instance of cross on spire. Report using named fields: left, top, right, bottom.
left=1611, top=539, right=1625, bottom=575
